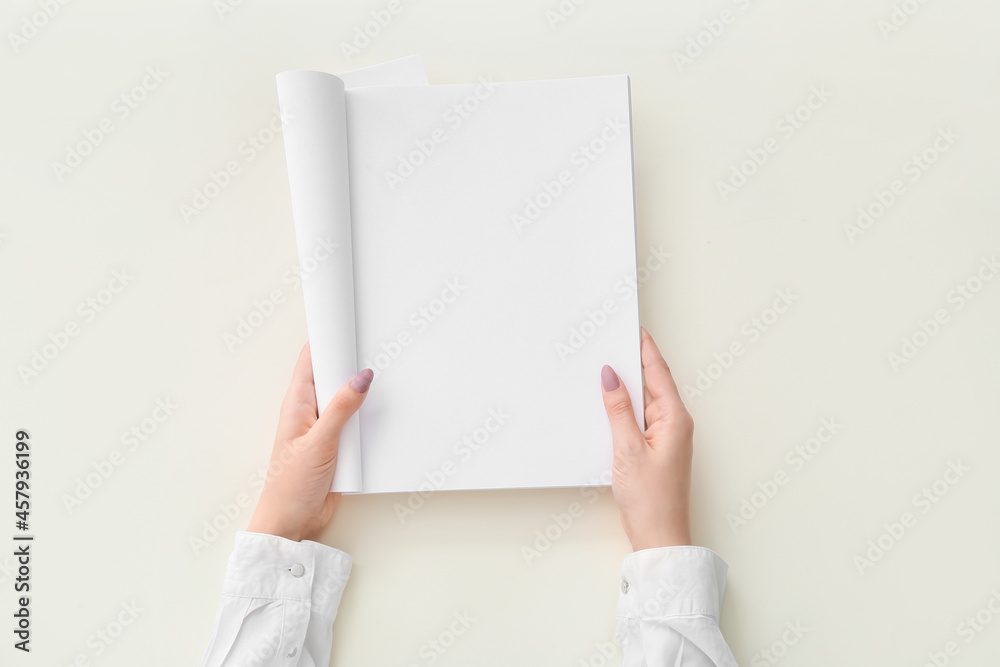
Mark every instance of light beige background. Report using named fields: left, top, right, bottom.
left=2, top=0, right=998, bottom=665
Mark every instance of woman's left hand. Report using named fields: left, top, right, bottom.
left=246, top=343, right=373, bottom=543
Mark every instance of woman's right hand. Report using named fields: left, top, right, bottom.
left=600, top=328, right=694, bottom=551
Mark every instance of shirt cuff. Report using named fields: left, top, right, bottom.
left=223, top=531, right=353, bottom=621
left=617, top=546, right=728, bottom=621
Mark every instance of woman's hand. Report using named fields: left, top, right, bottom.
left=601, top=328, right=694, bottom=551
left=246, top=344, right=373, bottom=543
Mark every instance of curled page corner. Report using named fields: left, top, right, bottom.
left=276, top=56, right=430, bottom=493
left=276, top=70, right=362, bottom=493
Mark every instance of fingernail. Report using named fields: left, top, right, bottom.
left=601, top=365, right=620, bottom=391
left=640, top=326, right=650, bottom=339
left=350, top=368, right=374, bottom=393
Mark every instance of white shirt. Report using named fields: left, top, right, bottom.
left=199, top=532, right=737, bottom=666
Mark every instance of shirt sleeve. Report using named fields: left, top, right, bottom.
left=198, top=531, right=353, bottom=667
left=616, top=546, right=738, bottom=667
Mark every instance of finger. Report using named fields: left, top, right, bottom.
left=600, top=364, right=645, bottom=452
left=310, top=368, right=374, bottom=446
left=278, top=344, right=319, bottom=438
left=639, top=328, right=685, bottom=412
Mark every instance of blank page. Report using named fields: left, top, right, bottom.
left=345, top=75, right=643, bottom=493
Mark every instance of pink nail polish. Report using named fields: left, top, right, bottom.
left=601, top=365, right=619, bottom=391
left=351, top=369, right=374, bottom=392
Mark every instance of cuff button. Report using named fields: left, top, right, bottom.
left=621, top=578, right=630, bottom=594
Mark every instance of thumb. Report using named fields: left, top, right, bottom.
left=600, top=365, right=644, bottom=448
left=312, top=368, right=374, bottom=445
